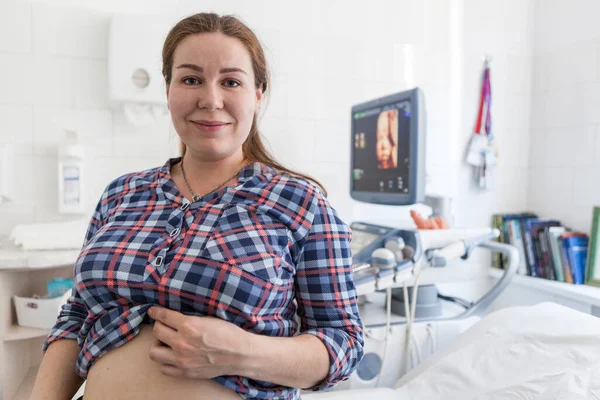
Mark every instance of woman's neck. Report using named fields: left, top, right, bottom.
left=178, top=150, right=246, bottom=197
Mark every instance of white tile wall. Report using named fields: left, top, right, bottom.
left=31, top=3, right=108, bottom=58
left=455, top=0, right=534, bottom=230
left=0, top=105, right=33, bottom=155
left=0, top=0, right=176, bottom=233
left=533, top=0, right=600, bottom=55
left=0, top=0, right=534, bottom=240
left=529, top=0, right=600, bottom=233
left=0, top=0, right=31, bottom=54
left=32, top=107, right=113, bottom=157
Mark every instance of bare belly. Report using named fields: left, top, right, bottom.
left=83, top=324, right=242, bottom=400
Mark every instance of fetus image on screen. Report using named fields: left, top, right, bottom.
left=376, top=109, right=398, bottom=169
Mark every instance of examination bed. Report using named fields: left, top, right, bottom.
left=304, top=301, right=600, bottom=400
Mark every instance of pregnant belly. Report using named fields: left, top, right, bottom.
left=83, top=324, right=242, bottom=400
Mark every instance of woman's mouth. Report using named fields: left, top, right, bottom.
left=191, top=120, right=231, bottom=133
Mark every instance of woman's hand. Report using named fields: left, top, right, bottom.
left=147, top=307, right=251, bottom=379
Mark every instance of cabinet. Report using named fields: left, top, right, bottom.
left=0, top=240, right=79, bottom=400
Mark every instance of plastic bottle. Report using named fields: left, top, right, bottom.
left=58, top=130, right=85, bottom=214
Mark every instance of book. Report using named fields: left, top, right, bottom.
left=491, top=213, right=538, bottom=270
left=547, top=226, right=567, bottom=282
left=560, top=233, right=589, bottom=284
left=523, top=219, right=561, bottom=278
left=538, top=227, right=555, bottom=280
left=491, top=214, right=504, bottom=269
left=585, top=206, right=600, bottom=285
left=507, top=220, right=527, bottom=275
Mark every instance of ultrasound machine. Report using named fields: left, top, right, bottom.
left=342, top=88, right=519, bottom=389
left=349, top=88, right=426, bottom=297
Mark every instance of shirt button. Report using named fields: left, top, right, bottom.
left=180, top=202, right=189, bottom=210
left=170, top=228, right=180, bottom=237
left=155, top=256, right=163, bottom=267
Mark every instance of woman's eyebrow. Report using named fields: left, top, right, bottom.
left=220, top=67, right=247, bottom=75
left=176, top=64, right=247, bottom=75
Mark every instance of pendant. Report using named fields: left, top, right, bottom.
left=192, top=195, right=201, bottom=203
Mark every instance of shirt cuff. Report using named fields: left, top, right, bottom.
left=301, top=326, right=363, bottom=391
left=41, top=321, right=83, bottom=354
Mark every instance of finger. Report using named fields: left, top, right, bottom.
left=434, top=217, right=450, bottom=229
left=148, top=307, right=186, bottom=330
left=429, top=217, right=440, bottom=229
left=412, top=211, right=430, bottom=228
left=148, top=341, right=178, bottom=366
left=152, top=320, right=179, bottom=348
left=410, top=210, right=428, bottom=229
left=161, top=365, right=185, bottom=378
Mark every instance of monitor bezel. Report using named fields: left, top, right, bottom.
left=350, top=87, right=426, bottom=206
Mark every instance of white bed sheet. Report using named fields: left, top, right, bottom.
left=305, top=302, right=600, bottom=400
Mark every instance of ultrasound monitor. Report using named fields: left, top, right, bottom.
left=350, top=88, right=426, bottom=206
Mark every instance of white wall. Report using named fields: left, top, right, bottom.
left=0, top=0, right=177, bottom=235
left=529, top=0, right=600, bottom=234
left=0, top=0, right=533, bottom=240
left=455, top=0, right=535, bottom=228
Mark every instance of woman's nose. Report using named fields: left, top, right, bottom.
left=197, top=85, right=223, bottom=111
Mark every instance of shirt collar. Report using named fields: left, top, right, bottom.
left=157, top=157, right=276, bottom=206
left=238, top=160, right=274, bottom=183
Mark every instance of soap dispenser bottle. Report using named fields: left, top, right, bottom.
left=58, top=130, right=85, bottom=214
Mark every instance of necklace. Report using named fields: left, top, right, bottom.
left=180, top=160, right=240, bottom=203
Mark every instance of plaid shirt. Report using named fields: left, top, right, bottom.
left=42, top=158, right=364, bottom=400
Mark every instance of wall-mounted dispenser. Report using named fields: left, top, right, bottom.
left=108, top=14, right=172, bottom=126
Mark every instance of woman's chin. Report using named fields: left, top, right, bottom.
left=185, top=144, right=238, bottom=162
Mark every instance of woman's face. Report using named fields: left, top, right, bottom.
left=166, top=32, right=263, bottom=162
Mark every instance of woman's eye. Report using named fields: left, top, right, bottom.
left=224, top=80, right=240, bottom=88
left=183, top=77, right=200, bottom=85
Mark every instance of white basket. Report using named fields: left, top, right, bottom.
left=13, top=290, right=72, bottom=330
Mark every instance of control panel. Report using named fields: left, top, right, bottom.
left=350, top=222, right=422, bottom=295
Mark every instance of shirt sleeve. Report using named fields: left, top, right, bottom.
left=41, top=188, right=109, bottom=353
left=294, top=189, right=364, bottom=391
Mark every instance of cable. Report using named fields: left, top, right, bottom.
left=409, top=323, right=437, bottom=371
left=402, top=258, right=424, bottom=376
left=426, top=323, right=436, bottom=357
left=409, top=331, right=422, bottom=368
left=438, top=293, right=472, bottom=309
left=402, top=282, right=411, bottom=376
left=375, top=287, right=393, bottom=387
left=363, top=329, right=387, bottom=342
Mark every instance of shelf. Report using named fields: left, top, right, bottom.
left=4, top=325, right=50, bottom=342
left=12, top=366, right=37, bottom=400
left=489, top=268, right=600, bottom=307
left=0, top=239, right=79, bottom=271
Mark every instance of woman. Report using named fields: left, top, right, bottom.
left=31, top=13, right=363, bottom=400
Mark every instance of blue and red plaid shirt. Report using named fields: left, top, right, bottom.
left=42, top=158, right=364, bottom=399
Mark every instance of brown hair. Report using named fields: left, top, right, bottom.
left=162, top=13, right=327, bottom=196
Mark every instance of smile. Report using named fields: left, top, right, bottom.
left=191, top=121, right=231, bottom=132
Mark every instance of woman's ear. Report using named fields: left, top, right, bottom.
left=254, top=84, right=264, bottom=115
left=165, top=84, right=170, bottom=110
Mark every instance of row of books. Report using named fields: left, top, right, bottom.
left=492, top=212, right=589, bottom=284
